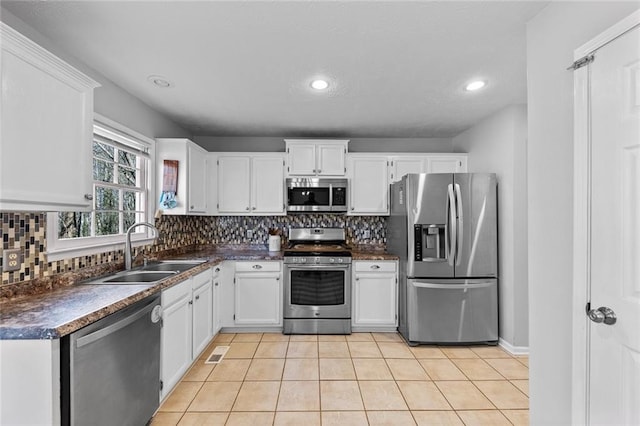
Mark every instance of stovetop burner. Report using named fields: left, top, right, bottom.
left=284, top=227, right=352, bottom=260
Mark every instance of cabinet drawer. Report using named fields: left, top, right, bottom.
left=162, top=279, right=191, bottom=307
left=354, top=261, right=396, bottom=273
left=192, top=268, right=212, bottom=290
left=235, top=261, right=281, bottom=273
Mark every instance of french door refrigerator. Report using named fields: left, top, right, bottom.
left=388, top=173, right=498, bottom=345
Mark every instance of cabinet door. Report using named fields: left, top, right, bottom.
left=161, top=291, right=192, bottom=399
left=188, top=143, right=208, bottom=213
left=353, top=272, right=397, bottom=327
left=349, top=156, right=389, bottom=214
left=252, top=156, right=285, bottom=214
left=317, top=144, right=346, bottom=176
left=390, top=157, right=427, bottom=183
left=234, top=273, right=281, bottom=325
left=287, top=144, right=317, bottom=175
left=0, top=24, right=99, bottom=211
left=212, top=266, right=222, bottom=335
left=192, top=279, right=213, bottom=358
left=426, top=156, right=467, bottom=173
left=218, top=156, right=251, bottom=213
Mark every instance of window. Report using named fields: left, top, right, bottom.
left=47, top=116, right=154, bottom=260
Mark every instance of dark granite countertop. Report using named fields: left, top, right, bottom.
left=0, top=245, right=396, bottom=340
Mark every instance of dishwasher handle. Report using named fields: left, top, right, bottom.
left=76, top=299, right=160, bottom=349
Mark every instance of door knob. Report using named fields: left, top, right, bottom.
left=588, top=306, right=617, bottom=325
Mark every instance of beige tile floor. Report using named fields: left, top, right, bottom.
left=152, top=332, right=529, bottom=426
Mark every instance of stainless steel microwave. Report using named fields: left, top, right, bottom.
left=286, top=178, right=348, bottom=213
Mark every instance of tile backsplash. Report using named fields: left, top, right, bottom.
left=1, top=212, right=387, bottom=286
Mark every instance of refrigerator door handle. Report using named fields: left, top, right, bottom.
left=410, top=281, right=494, bottom=290
left=447, top=184, right=457, bottom=266
left=454, top=183, right=463, bottom=266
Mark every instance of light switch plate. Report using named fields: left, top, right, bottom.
left=3, top=249, right=21, bottom=272
left=363, top=230, right=371, bottom=239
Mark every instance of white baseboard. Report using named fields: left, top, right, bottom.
left=499, top=338, right=529, bottom=355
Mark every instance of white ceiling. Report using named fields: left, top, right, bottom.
left=3, top=1, right=548, bottom=138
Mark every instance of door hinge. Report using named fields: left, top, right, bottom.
left=287, top=166, right=290, bottom=172
left=217, top=160, right=219, bottom=166
left=585, top=301, right=591, bottom=314
left=287, top=148, right=290, bottom=154
left=344, top=167, right=346, bottom=173
left=283, top=160, right=285, bottom=166
left=233, top=277, right=236, bottom=284
left=233, top=314, right=236, bottom=320
left=217, top=203, right=219, bottom=209
left=567, top=54, right=595, bottom=71
left=160, top=380, right=164, bottom=391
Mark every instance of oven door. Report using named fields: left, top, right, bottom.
left=284, top=264, right=351, bottom=319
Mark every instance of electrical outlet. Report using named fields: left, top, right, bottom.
left=363, top=230, right=371, bottom=239
left=3, top=249, right=21, bottom=272
left=246, top=229, right=253, bottom=239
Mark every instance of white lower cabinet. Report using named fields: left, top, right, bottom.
left=161, top=268, right=214, bottom=399
left=352, top=261, right=398, bottom=330
left=234, top=261, right=282, bottom=326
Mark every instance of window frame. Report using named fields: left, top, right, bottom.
left=46, top=114, right=156, bottom=261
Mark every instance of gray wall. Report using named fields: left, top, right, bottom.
left=0, top=8, right=191, bottom=140
left=453, top=104, right=529, bottom=350
left=193, top=136, right=454, bottom=153
left=526, top=2, right=639, bottom=424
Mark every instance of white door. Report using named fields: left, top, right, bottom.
left=427, top=156, right=467, bottom=173
left=390, top=156, right=426, bottom=183
left=349, top=156, right=389, bottom=214
left=586, top=23, right=640, bottom=425
left=217, top=156, right=251, bottom=213
left=234, top=273, right=281, bottom=325
left=317, top=144, right=346, bottom=176
left=187, top=143, right=207, bottom=213
left=287, top=143, right=317, bottom=175
left=192, top=278, right=213, bottom=358
left=252, top=156, right=285, bottom=213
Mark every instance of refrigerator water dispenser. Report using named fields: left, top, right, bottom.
left=414, top=224, right=446, bottom=261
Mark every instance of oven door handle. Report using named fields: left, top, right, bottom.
left=285, top=264, right=351, bottom=270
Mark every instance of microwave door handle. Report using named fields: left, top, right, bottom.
left=329, top=183, right=333, bottom=208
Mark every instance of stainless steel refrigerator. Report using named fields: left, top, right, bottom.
left=388, top=173, right=498, bottom=345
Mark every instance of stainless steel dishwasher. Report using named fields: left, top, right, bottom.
left=61, top=294, right=162, bottom=426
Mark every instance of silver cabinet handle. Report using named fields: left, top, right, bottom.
left=252, top=207, right=256, bottom=210
left=215, top=267, right=220, bottom=272
left=215, top=282, right=219, bottom=286
left=188, top=300, right=193, bottom=305
left=190, top=205, right=195, bottom=209
left=351, top=207, right=354, bottom=211
left=84, top=194, right=94, bottom=200
left=588, top=306, right=617, bottom=325
left=246, top=207, right=250, bottom=211
left=317, top=169, right=322, bottom=173
left=195, top=295, right=200, bottom=300
left=252, top=264, right=262, bottom=269
left=370, top=265, right=380, bottom=270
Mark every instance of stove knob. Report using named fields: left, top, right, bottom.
left=338, top=258, right=343, bottom=263
left=330, top=258, right=335, bottom=263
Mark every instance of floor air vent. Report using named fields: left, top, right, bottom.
left=205, top=346, right=229, bottom=364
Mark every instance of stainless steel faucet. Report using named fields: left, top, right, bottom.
left=125, top=222, right=159, bottom=270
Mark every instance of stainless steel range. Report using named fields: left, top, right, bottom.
left=283, top=228, right=352, bottom=334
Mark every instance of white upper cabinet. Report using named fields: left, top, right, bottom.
left=426, top=155, right=468, bottom=173
left=252, top=156, right=285, bottom=213
left=285, top=139, right=348, bottom=176
left=156, top=139, right=209, bottom=215
left=0, top=23, right=100, bottom=211
left=388, top=154, right=468, bottom=183
left=348, top=155, right=389, bottom=215
left=389, top=156, right=428, bottom=184
left=217, top=156, right=251, bottom=213
left=217, top=153, right=285, bottom=215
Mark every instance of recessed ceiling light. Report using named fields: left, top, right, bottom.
left=310, top=79, right=329, bottom=90
left=465, top=80, right=487, bottom=92
left=147, top=75, right=172, bottom=88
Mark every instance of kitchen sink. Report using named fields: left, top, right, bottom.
left=102, top=271, right=177, bottom=283
left=141, top=260, right=206, bottom=273
left=80, top=259, right=207, bottom=285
